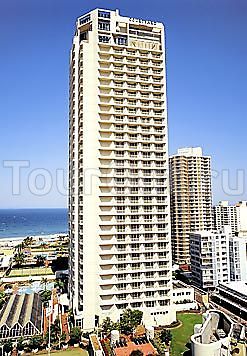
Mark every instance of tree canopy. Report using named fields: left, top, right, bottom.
left=120, top=309, right=143, bottom=334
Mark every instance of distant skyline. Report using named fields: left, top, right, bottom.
left=0, top=0, right=246, bottom=208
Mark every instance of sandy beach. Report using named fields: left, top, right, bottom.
left=0, top=233, right=68, bottom=248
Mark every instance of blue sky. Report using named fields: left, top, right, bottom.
left=0, top=0, right=246, bottom=208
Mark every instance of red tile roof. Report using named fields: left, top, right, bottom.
left=114, top=341, right=157, bottom=356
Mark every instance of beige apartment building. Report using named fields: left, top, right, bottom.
left=69, top=8, right=175, bottom=330
left=169, top=147, right=213, bottom=265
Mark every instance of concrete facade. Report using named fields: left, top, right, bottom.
left=190, top=228, right=230, bottom=290
left=214, top=200, right=247, bottom=236
left=69, top=8, right=175, bottom=330
left=169, top=147, right=213, bottom=265
left=191, top=310, right=234, bottom=356
left=229, top=235, right=247, bottom=282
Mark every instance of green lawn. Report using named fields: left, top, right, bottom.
left=8, top=267, right=54, bottom=277
left=170, top=313, right=202, bottom=356
left=37, top=348, right=88, bottom=356
left=50, top=349, right=88, bottom=356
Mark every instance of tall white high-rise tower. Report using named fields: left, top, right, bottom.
left=69, top=8, right=175, bottom=329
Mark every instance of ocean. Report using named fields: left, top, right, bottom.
left=0, top=209, right=68, bottom=238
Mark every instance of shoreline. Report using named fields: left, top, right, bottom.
left=0, top=233, right=68, bottom=248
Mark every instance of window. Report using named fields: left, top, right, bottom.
left=115, top=115, right=124, bottom=121
left=145, top=262, right=153, bottom=269
left=131, top=234, right=139, bottom=241
left=129, top=178, right=138, bottom=186
left=144, top=214, right=152, bottom=222
left=116, top=197, right=125, bottom=203
left=118, top=274, right=126, bottom=280
left=130, top=215, right=139, bottom=222
left=115, top=36, right=127, bottom=46
left=115, top=90, right=124, bottom=96
left=117, top=225, right=125, bottom=232
left=115, top=187, right=125, bottom=194
left=130, top=187, right=138, bottom=195
left=127, top=66, right=136, bottom=72
left=159, top=300, right=168, bottom=306
left=98, top=10, right=111, bottom=18
left=80, top=32, right=88, bottom=41
left=118, top=254, right=126, bottom=261
left=132, top=273, right=141, bottom=280
left=98, top=21, right=110, bottom=31
left=145, top=243, right=153, bottom=250
left=115, top=178, right=124, bottom=185
left=79, top=15, right=91, bottom=25
left=128, top=100, right=137, bottom=106
left=129, top=117, right=137, bottom=123
left=117, top=283, right=126, bottom=290
left=117, top=234, right=125, bottom=241
left=145, top=253, right=153, bottom=259
left=129, top=151, right=138, bottom=157
left=132, top=282, right=140, bottom=289
left=146, top=292, right=155, bottom=299
left=131, top=253, right=139, bottom=260
left=116, top=215, right=125, bottom=222
left=114, top=65, right=124, bottom=71
left=132, top=292, right=141, bottom=299
left=131, top=225, right=139, bottom=232
left=130, top=196, right=138, bottom=203
left=145, top=271, right=154, bottom=278
left=99, top=35, right=110, bottom=43
left=132, top=263, right=141, bottom=270
left=131, top=243, right=139, bottom=250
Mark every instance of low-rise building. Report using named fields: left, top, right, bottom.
left=190, top=229, right=230, bottom=290
left=0, top=293, right=43, bottom=339
left=212, top=282, right=247, bottom=322
left=172, top=281, right=197, bottom=311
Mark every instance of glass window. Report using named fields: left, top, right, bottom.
left=79, top=15, right=91, bottom=25
left=98, top=10, right=111, bottom=18
left=98, top=21, right=110, bottom=31
left=99, top=35, right=111, bottom=43
left=115, top=36, right=127, bottom=46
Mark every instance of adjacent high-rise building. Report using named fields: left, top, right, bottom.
left=229, top=234, right=247, bottom=282
left=214, top=201, right=238, bottom=236
left=190, top=228, right=230, bottom=290
left=169, top=147, right=213, bottom=265
left=69, top=8, right=175, bottom=329
left=214, top=200, right=247, bottom=235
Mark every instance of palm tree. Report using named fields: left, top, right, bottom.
left=35, top=255, right=46, bottom=267
left=40, top=290, right=52, bottom=304
left=54, top=279, right=64, bottom=292
left=0, top=291, right=7, bottom=309
left=41, top=277, right=48, bottom=291
left=3, top=340, right=13, bottom=354
left=14, top=252, right=25, bottom=268
left=23, top=236, right=34, bottom=247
